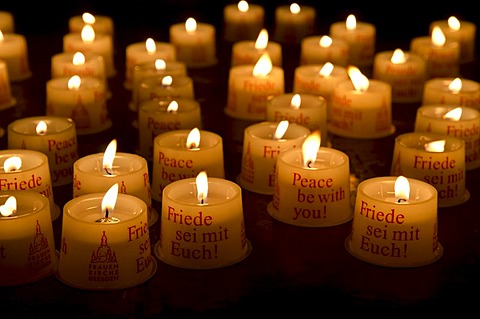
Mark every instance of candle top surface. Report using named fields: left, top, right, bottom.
left=8, top=116, right=75, bottom=136
left=75, top=152, right=147, bottom=177
left=155, top=129, right=222, bottom=150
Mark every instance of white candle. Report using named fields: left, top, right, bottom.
left=0, top=59, right=16, bottom=110
left=7, top=116, right=78, bottom=187
left=0, top=191, right=57, bottom=286
left=346, top=176, right=442, bottom=267
left=273, top=3, right=316, bottom=43
left=223, top=1, right=265, bottom=42
left=0, top=11, right=15, bottom=33
left=155, top=173, right=250, bottom=269
left=68, top=12, right=114, bottom=36
left=422, top=77, right=480, bottom=109
left=231, top=28, right=282, bottom=67
left=299, top=35, right=349, bottom=66
left=0, top=30, right=31, bottom=82
left=390, top=132, right=469, bottom=207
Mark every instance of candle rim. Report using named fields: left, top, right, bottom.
left=0, top=190, right=49, bottom=219
left=8, top=116, right=75, bottom=136
left=417, top=105, right=479, bottom=121
left=277, top=146, right=349, bottom=170
left=0, top=149, right=48, bottom=173
left=74, top=152, right=148, bottom=176
left=246, top=121, right=310, bottom=140
left=155, top=129, right=222, bottom=150
left=395, top=132, right=465, bottom=152
left=140, top=97, right=201, bottom=114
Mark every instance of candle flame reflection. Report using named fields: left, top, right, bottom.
left=72, top=52, right=86, bottom=65
left=255, top=29, right=268, bottom=50
left=185, top=17, right=197, bottom=33
left=103, top=139, right=117, bottom=176
left=391, top=48, right=406, bottom=64
left=302, top=130, right=321, bottom=168
left=167, top=100, right=179, bottom=113
left=290, top=94, right=301, bottom=110
left=186, top=128, right=201, bottom=149
left=448, top=78, right=462, bottom=93
left=273, top=120, right=289, bottom=140
left=36, top=121, right=47, bottom=135
left=348, top=66, right=369, bottom=92
left=146, top=38, right=156, bottom=54
left=196, top=171, right=208, bottom=204
left=442, top=107, right=462, bottom=120
left=0, top=196, right=17, bottom=217
left=424, top=140, right=446, bottom=152
left=448, top=16, right=461, bottom=31
left=3, top=156, right=22, bottom=172
left=394, top=175, right=410, bottom=203
left=431, top=26, right=446, bottom=46
left=98, top=183, right=120, bottom=223
left=253, top=53, right=272, bottom=77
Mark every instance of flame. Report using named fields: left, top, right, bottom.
left=319, top=35, right=333, bottom=48
left=290, top=3, right=300, bottom=14
left=162, top=75, right=173, bottom=87
left=238, top=0, right=249, bottom=12
left=302, top=130, right=321, bottom=167
left=3, top=156, right=22, bottom=172
left=442, top=107, right=462, bottom=120
left=273, top=120, right=289, bottom=140
left=346, top=14, right=357, bottom=30
left=255, top=29, right=268, bottom=50
left=0, top=196, right=17, bottom=217
left=68, top=75, right=81, bottom=89
left=448, top=16, right=460, bottom=31
left=319, top=62, right=334, bottom=77
left=82, top=12, right=95, bottom=24
left=72, top=52, right=86, bottom=65
left=0, top=30, right=4, bottom=41
left=431, top=26, right=446, bottom=46
left=155, top=59, right=166, bottom=70
left=424, top=140, right=446, bottom=152
left=253, top=53, right=272, bottom=77
left=348, top=66, right=369, bottom=92
left=185, top=17, right=197, bottom=33
left=101, top=183, right=119, bottom=219
left=196, top=171, right=208, bottom=204
left=391, top=48, right=406, bottom=64
left=394, top=175, right=410, bottom=202
left=103, top=139, right=117, bottom=175
left=448, top=77, right=462, bottom=93
left=81, top=24, right=95, bottom=42
left=167, top=100, right=179, bottom=113
left=36, top=120, right=47, bottom=135
left=186, top=128, right=201, bottom=149
left=145, top=38, right=156, bottom=54
left=290, top=94, right=301, bottom=109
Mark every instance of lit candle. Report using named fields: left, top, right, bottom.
left=414, top=105, right=480, bottom=170
left=231, top=28, right=282, bottom=67
left=390, top=132, right=469, bottom=207
left=266, top=93, right=328, bottom=144
left=151, top=128, right=225, bottom=202
left=422, top=77, right=480, bottom=109
left=63, top=24, right=116, bottom=78
left=68, top=12, right=114, bottom=36
left=46, top=75, right=111, bottom=135
left=0, top=11, right=14, bottom=33
left=273, top=3, right=316, bottom=43
left=0, top=191, right=57, bottom=286
left=7, top=116, right=78, bottom=187
left=329, top=14, right=376, bottom=69
left=58, top=183, right=156, bottom=290
left=238, top=121, right=310, bottom=194
left=73, top=139, right=158, bottom=227
left=223, top=0, right=265, bottom=42
left=0, top=59, right=16, bottom=110
left=124, top=38, right=177, bottom=90
left=329, top=66, right=395, bottom=138
left=410, top=26, right=460, bottom=79
left=267, top=131, right=353, bottom=227
left=0, top=150, right=59, bottom=221
left=169, top=17, right=217, bottom=68
left=299, top=35, right=349, bottom=66
left=0, top=30, right=31, bottom=82
left=138, top=98, right=203, bottom=161
left=225, top=52, right=285, bottom=120
left=346, top=175, right=443, bottom=267
left=429, top=16, right=476, bottom=64
left=155, top=171, right=250, bottom=269
left=372, top=48, right=427, bottom=103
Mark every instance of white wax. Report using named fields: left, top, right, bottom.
left=0, top=33, right=31, bottom=81
left=300, top=36, right=349, bottom=66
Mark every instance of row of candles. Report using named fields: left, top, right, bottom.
left=0, top=3, right=479, bottom=289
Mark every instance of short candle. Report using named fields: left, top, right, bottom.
left=422, top=77, right=480, bottom=110
left=273, top=3, right=316, bottom=43
left=231, top=28, right=282, bottom=67
left=68, top=12, right=114, bottom=36
left=0, top=59, right=16, bottom=110
left=223, top=1, right=265, bottom=42
left=0, top=30, right=31, bottom=82
left=299, top=35, right=349, bottom=67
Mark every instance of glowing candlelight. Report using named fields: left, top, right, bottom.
left=442, top=107, right=462, bottom=120
left=35, top=121, right=47, bottom=135
left=424, top=140, right=446, bottom=152
left=255, top=28, right=268, bottom=50
left=196, top=170, right=208, bottom=204
left=448, top=77, right=462, bottom=93
left=81, top=24, right=95, bottom=43
left=273, top=120, right=289, bottom=140
left=166, top=100, right=179, bottom=113
left=102, top=139, right=117, bottom=175
left=395, top=175, right=410, bottom=203
left=290, top=94, right=301, bottom=110
left=96, top=183, right=119, bottom=223
left=0, top=195, right=16, bottom=217
left=348, top=65, right=369, bottom=92
left=302, top=130, right=321, bottom=167
left=186, top=127, right=200, bottom=149
left=3, top=156, right=21, bottom=172
left=253, top=52, right=272, bottom=77
left=391, top=48, right=406, bottom=64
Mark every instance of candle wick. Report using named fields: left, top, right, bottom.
left=307, top=160, right=312, bottom=168
left=201, top=198, right=204, bottom=204
left=189, top=143, right=197, bottom=149
left=397, top=198, right=407, bottom=203
left=105, top=208, right=109, bottom=218
left=104, top=167, right=112, bottom=175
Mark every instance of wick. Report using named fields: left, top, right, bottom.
left=105, top=208, right=109, bottom=218
left=104, top=167, right=112, bottom=175
left=200, top=198, right=204, bottom=204
left=397, top=198, right=407, bottom=203
left=189, top=143, right=197, bottom=149
left=307, top=160, right=312, bottom=168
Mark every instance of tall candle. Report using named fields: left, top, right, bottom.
left=68, top=12, right=114, bottom=36
left=0, top=58, right=16, bottom=110
left=223, top=1, right=265, bottom=42
left=0, top=30, right=31, bottom=82
left=273, top=3, right=316, bottom=43
left=422, top=77, right=480, bottom=110
left=299, top=35, right=349, bottom=66
left=231, top=28, right=282, bottom=67
left=0, top=11, right=14, bottom=33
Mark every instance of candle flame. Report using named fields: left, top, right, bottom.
left=394, top=175, right=410, bottom=202
left=302, top=130, right=321, bottom=167
left=186, top=128, right=201, bottom=149
left=290, top=3, right=300, bottom=14
left=167, top=100, right=179, bottom=113
left=448, top=77, right=462, bottom=93
left=424, top=140, right=446, bottom=152
left=290, top=94, right=301, bottom=109
left=346, top=14, right=357, bottom=30
left=319, top=62, right=334, bottom=77
left=0, top=196, right=17, bottom=217
left=255, top=29, right=268, bottom=50
left=82, top=12, right=96, bottom=24
left=145, top=38, right=156, bottom=54
left=391, top=48, right=406, bottom=64
left=253, top=53, right=272, bottom=77
left=442, top=107, right=462, bottom=120
left=3, top=156, right=22, bottom=172
left=68, top=75, right=81, bottom=89
left=319, top=35, right=333, bottom=48
left=36, top=120, right=47, bottom=135
left=273, top=120, right=289, bottom=140
left=162, top=75, right=173, bottom=87
left=101, top=183, right=119, bottom=220
left=196, top=171, right=208, bottom=204
left=72, top=52, right=86, bottom=65
left=185, top=17, right=197, bottom=33
left=155, top=59, right=166, bottom=70
left=448, top=16, right=460, bottom=31
left=348, top=66, right=369, bottom=92
left=103, top=139, right=117, bottom=175
left=81, top=24, right=95, bottom=42
left=0, top=30, right=4, bottom=41
left=238, top=0, right=249, bottom=12
left=431, top=26, right=446, bottom=46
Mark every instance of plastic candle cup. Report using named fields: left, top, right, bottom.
left=0, top=30, right=31, bottom=82
left=390, top=132, right=469, bottom=207
left=421, top=77, right=480, bottom=109
left=299, top=35, right=349, bottom=67
left=0, top=58, right=16, bottom=110
left=7, top=116, right=79, bottom=187
left=346, top=176, right=443, bottom=268
left=0, top=190, right=57, bottom=286
left=267, top=131, right=353, bottom=227
left=272, top=3, right=316, bottom=43
left=231, top=28, right=282, bottom=67
left=223, top=1, right=265, bottom=42
left=238, top=121, right=310, bottom=195
left=414, top=105, right=480, bottom=170
left=155, top=173, right=250, bottom=269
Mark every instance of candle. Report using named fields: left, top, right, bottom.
left=414, top=105, right=480, bottom=170
left=46, top=75, right=111, bottom=135
left=0, top=11, right=14, bottom=33
left=272, top=3, right=316, bottom=43
left=267, top=131, right=353, bottom=227
left=266, top=93, right=328, bottom=144
left=138, top=98, right=203, bottom=161
left=0, top=30, right=31, bottom=82
left=0, top=191, right=57, bottom=286
left=372, top=48, right=427, bottom=103
left=169, top=17, right=217, bottom=68
left=223, top=1, right=265, bottom=42
left=238, top=121, right=310, bottom=194
left=429, top=16, right=476, bottom=64
left=225, top=52, right=285, bottom=121
left=124, top=38, right=177, bottom=90
left=345, top=176, right=442, bottom=267
left=0, top=59, right=16, bottom=110
left=0, top=149, right=59, bottom=221
left=7, top=116, right=79, bottom=187
left=329, top=66, right=395, bottom=139
left=73, top=139, right=158, bottom=226
left=231, top=28, right=282, bottom=67
left=68, top=12, right=114, bottom=36
left=329, top=14, right=376, bottom=69
left=390, top=132, right=469, bottom=207
left=155, top=171, right=250, bottom=269
left=410, top=26, right=460, bottom=79
left=151, top=128, right=225, bottom=202
left=58, top=184, right=156, bottom=290
left=63, top=24, right=116, bottom=78
left=422, top=77, right=480, bottom=110
left=299, top=35, right=349, bottom=66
